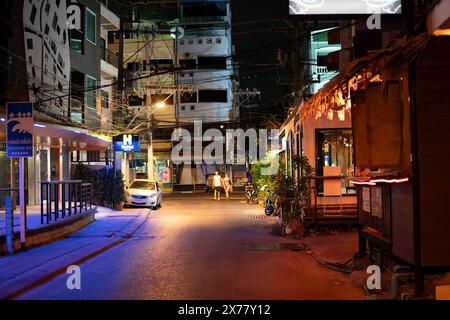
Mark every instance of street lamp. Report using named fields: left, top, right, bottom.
left=125, top=101, right=166, bottom=132
left=154, top=101, right=166, bottom=109
left=147, top=101, right=166, bottom=182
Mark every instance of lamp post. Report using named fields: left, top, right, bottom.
left=147, top=101, right=165, bottom=182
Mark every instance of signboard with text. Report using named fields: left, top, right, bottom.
left=289, top=0, right=402, bottom=15
left=113, top=134, right=140, bottom=152
left=6, top=102, right=34, bottom=158
left=362, top=187, right=371, bottom=213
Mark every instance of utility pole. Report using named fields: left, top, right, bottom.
left=115, top=14, right=126, bottom=175
left=271, top=19, right=308, bottom=108
left=147, top=104, right=154, bottom=181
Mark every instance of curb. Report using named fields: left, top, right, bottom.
left=1, top=238, right=125, bottom=300
left=120, top=210, right=150, bottom=238
left=0, top=209, right=97, bottom=255
left=1, top=209, right=150, bottom=300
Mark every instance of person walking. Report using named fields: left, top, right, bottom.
left=212, top=171, right=223, bottom=200
left=223, top=174, right=232, bottom=200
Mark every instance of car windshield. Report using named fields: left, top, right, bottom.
left=129, top=181, right=156, bottom=190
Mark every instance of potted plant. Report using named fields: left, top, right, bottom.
left=103, top=169, right=126, bottom=210
left=111, top=170, right=126, bottom=211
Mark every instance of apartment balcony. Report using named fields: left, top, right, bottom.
left=101, top=49, right=119, bottom=77
left=100, top=2, right=120, bottom=31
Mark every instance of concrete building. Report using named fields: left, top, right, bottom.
left=279, top=17, right=405, bottom=223
left=114, top=0, right=237, bottom=192
left=0, top=0, right=120, bottom=205
left=173, top=0, right=240, bottom=191
left=177, top=0, right=234, bottom=123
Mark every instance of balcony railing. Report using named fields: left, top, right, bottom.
left=102, top=48, right=119, bottom=68
left=316, top=66, right=328, bottom=74
left=182, top=16, right=229, bottom=25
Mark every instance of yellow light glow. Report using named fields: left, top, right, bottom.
left=155, top=101, right=166, bottom=109
left=433, top=29, right=450, bottom=36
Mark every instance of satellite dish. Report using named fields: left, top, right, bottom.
left=170, top=26, right=184, bottom=39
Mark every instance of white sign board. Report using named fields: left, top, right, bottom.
left=289, top=0, right=402, bottom=15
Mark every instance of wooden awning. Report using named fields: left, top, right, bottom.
left=300, top=33, right=432, bottom=121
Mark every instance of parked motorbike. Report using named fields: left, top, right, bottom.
left=264, top=191, right=280, bottom=216
left=245, top=184, right=267, bottom=204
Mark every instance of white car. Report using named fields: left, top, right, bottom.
left=125, top=179, right=162, bottom=210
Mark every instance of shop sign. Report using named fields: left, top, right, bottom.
left=371, top=186, right=383, bottom=218
left=6, top=102, right=33, bottom=158
left=113, top=134, right=140, bottom=152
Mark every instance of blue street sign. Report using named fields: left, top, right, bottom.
left=113, top=134, right=140, bottom=152
left=6, top=102, right=34, bottom=158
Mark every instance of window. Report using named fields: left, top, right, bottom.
left=152, top=94, right=174, bottom=105
left=27, top=39, right=33, bottom=50
left=199, top=90, right=227, bottom=103
left=180, top=40, right=185, bottom=45
left=52, top=13, right=58, bottom=31
left=216, top=38, right=222, bottom=44
left=198, top=38, right=203, bottom=44
left=188, top=39, right=194, bottom=45
left=85, top=75, right=97, bottom=111
left=101, top=38, right=106, bottom=60
left=181, top=106, right=186, bottom=111
left=87, top=151, right=100, bottom=162
left=101, top=90, right=109, bottom=109
left=207, top=38, right=213, bottom=44
left=180, top=92, right=197, bottom=103
left=183, top=3, right=227, bottom=17
left=69, top=6, right=84, bottom=54
left=70, top=70, right=85, bottom=122
left=190, top=105, right=195, bottom=110
left=317, top=54, right=327, bottom=67
left=179, top=59, right=196, bottom=70
left=198, top=56, right=227, bottom=69
left=128, top=94, right=144, bottom=107
left=30, top=5, right=37, bottom=24
left=85, top=9, right=96, bottom=44
left=130, top=181, right=156, bottom=190
left=127, top=62, right=139, bottom=72
left=316, top=129, right=354, bottom=195
left=44, top=1, right=50, bottom=15
left=148, top=59, right=173, bottom=71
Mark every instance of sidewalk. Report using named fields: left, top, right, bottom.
left=0, top=203, right=90, bottom=236
left=0, top=207, right=150, bottom=299
left=301, top=231, right=359, bottom=264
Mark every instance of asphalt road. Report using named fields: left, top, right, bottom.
left=18, top=193, right=364, bottom=300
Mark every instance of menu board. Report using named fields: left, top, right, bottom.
left=362, top=187, right=371, bottom=213
left=371, top=186, right=383, bottom=218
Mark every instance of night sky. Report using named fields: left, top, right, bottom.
left=231, top=0, right=293, bottom=121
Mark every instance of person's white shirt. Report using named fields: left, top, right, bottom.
left=213, top=174, right=222, bottom=187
